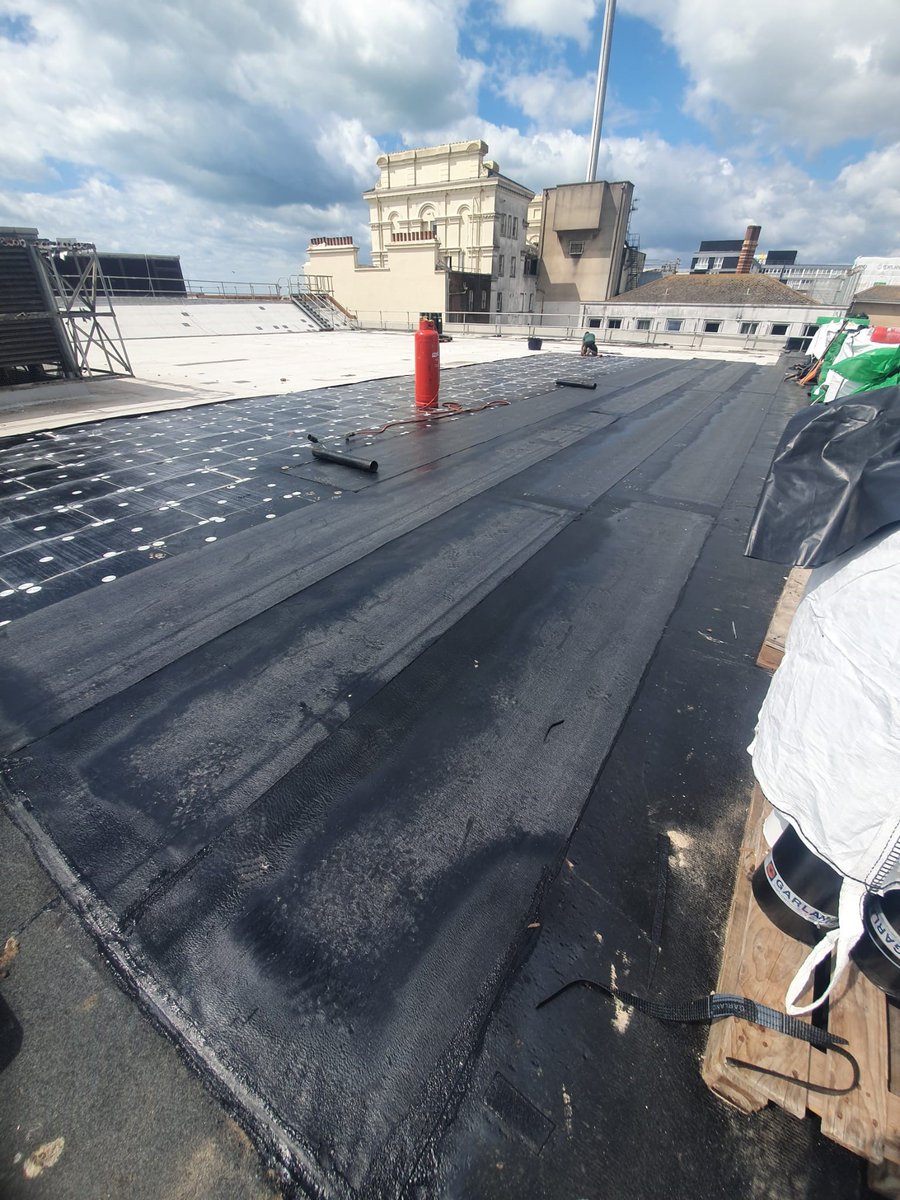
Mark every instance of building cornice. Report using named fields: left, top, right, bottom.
left=363, top=177, right=533, bottom=202
left=374, top=140, right=488, bottom=165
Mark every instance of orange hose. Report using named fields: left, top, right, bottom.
left=799, top=359, right=822, bottom=386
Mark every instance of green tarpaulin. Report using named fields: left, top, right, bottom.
left=831, top=346, right=900, bottom=395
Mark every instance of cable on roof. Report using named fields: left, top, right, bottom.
left=342, top=399, right=510, bottom=441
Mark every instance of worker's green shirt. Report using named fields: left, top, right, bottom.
left=582, top=331, right=596, bottom=346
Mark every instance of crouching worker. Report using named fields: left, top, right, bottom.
left=581, top=330, right=598, bottom=356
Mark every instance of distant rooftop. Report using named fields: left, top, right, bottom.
left=853, top=285, right=900, bottom=303
left=763, top=250, right=798, bottom=266
left=697, top=239, right=743, bottom=253
left=614, top=273, right=815, bottom=306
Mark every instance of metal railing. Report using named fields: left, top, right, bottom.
left=66, top=279, right=799, bottom=354
left=298, top=275, right=334, bottom=296
left=343, top=308, right=798, bottom=355
left=185, top=279, right=289, bottom=299
left=82, top=274, right=335, bottom=301
left=347, top=309, right=582, bottom=337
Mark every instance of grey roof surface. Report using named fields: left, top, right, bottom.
left=853, top=285, right=900, bottom=304
left=0, top=353, right=871, bottom=1200
left=614, top=272, right=817, bottom=306
left=0, top=355, right=632, bottom=629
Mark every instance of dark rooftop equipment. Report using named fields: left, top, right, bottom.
left=53, top=251, right=186, bottom=298
left=0, top=227, right=78, bottom=386
left=698, top=239, right=744, bottom=253
left=0, top=228, right=133, bottom=389
left=766, top=250, right=799, bottom=266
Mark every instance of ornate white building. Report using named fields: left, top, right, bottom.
left=363, top=140, right=537, bottom=316
left=307, top=141, right=539, bottom=322
left=305, top=140, right=637, bottom=324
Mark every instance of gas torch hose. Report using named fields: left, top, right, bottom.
left=343, top=399, right=509, bottom=441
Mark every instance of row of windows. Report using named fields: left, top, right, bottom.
left=461, top=289, right=490, bottom=312
left=496, top=254, right=518, bottom=277
left=494, top=292, right=535, bottom=313
left=773, top=268, right=846, bottom=279
left=593, top=317, right=803, bottom=336
left=498, top=213, right=519, bottom=238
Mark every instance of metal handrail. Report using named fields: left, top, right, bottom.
left=337, top=308, right=812, bottom=354
left=67, top=274, right=335, bottom=301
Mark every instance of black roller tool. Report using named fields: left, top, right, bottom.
left=311, top=445, right=379, bottom=473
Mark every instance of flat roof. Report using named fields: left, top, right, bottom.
left=0, top=350, right=865, bottom=1197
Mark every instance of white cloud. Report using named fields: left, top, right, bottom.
left=2, top=0, right=897, bottom=282
left=0, top=175, right=369, bottom=281
left=499, top=69, right=596, bottom=128
left=0, top=0, right=480, bottom=205
left=314, top=119, right=383, bottom=192
left=494, top=0, right=602, bottom=47
left=596, top=135, right=900, bottom=265
left=835, top=144, right=900, bottom=257
left=401, top=119, right=591, bottom=195
left=620, top=0, right=900, bottom=149
left=407, top=118, right=899, bottom=266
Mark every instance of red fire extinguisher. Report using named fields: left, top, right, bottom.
left=415, top=317, right=440, bottom=409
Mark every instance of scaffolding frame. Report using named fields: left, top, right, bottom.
left=37, top=239, right=133, bottom=378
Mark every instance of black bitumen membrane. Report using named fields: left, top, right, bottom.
left=0, top=352, right=874, bottom=1198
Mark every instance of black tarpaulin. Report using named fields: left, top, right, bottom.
left=745, top=384, right=900, bottom=568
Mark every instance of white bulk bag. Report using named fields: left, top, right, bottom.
left=806, top=321, right=844, bottom=361
left=749, top=525, right=900, bottom=1010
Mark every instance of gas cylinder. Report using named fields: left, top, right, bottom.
left=415, top=317, right=440, bottom=409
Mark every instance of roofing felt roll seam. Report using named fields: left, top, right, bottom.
left=0, top=361, right=768, bottom=753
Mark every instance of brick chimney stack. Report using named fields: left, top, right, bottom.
left=736, top=225, right=761, bottom=274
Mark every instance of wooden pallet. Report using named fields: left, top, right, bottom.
left=703, top=784, right=900, bottom=1196
left=755, top=566, right=811, bottom=671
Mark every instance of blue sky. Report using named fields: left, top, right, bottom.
left=0, top=0, right=897, bottom=280
left=469, top=12, right=709, bottom=154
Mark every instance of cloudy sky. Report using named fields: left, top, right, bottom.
left=1, top=0, right=897, bottom=282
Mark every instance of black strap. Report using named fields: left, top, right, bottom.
left=537, top=978, right=859, bottom=1096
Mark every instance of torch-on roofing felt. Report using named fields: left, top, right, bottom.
left=0, top=353, right=870, bottom=1198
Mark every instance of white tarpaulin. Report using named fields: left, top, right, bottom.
left=750, top=524, right=900, bottom=890
left=807, top=320, right=846, bottom=361
left=820, top=326, right=876, bottom=403
left=750, top=525, right=900, bottom=1011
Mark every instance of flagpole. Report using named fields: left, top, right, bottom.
left=586, top=0, right=616, bottom=182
